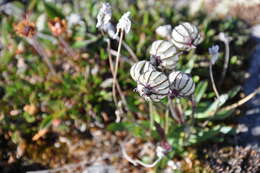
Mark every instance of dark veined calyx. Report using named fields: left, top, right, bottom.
left=149, top=40, right=180, bottom=70
left=171, top=22, right=202, bottom=51
left=168, top=71, right=195, bottom=98
left=135, top=70, right=170, bottom=102
left=130, top=60, right=155, bottom=82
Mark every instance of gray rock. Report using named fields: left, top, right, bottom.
left=83, top=164, right=116, bottom=173
left=238, top=42, right=260, bottom=146
left=251, top=24, right=260, bottom=43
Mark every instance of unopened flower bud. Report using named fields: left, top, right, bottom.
left=209, top=45, right=219, bottom=65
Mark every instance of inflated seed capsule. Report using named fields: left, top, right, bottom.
left=135, top=70, right=170, bottom=102
left=168, top=71, right=195, bottom=98
left=130, top=60, right=155, bottom=82
left=171, top=22, right=202, bottom=51
left=149, top=40, right=180, bottom=70
left=155, top=25, right=172, bottom=38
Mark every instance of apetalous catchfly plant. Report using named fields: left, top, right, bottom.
left=130, top=21, right=201, bottom=111
left=128, top=21, right=202, bottom=166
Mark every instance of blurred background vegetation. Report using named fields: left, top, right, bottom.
left=0, top=0, right=259, bottom=172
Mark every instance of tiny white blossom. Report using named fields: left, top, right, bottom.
left=67, top=13, right=82, bottom=26
left=155, top=25, right=172, bottom=38
left=218, top=32, right=232, bottom=43
left=156, top=146, right=166, bottom=158
left=209, top=45, right=219, bottom=65
left=116, top=11, right=131, bottom=35
left=167, top=160, right=181, bottom=170
left=96, top=3, right=112, bottom=28
left=101, top=22, right=117, bottom=39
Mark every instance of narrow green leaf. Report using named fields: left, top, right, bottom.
left=196, top=94, right=228, bottom=119
left=40, top=114, right=53, bottom=129
left=44, top=2, right=65, bottom=18
left=195, top=81, right=208, bottom=103
left=227, top=86, right=241, bottom=98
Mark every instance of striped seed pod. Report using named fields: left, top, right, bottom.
left=155, top=25, right=172, bottom=38
left=168, top=71, right=195, bottom=98
left=149, top=40, right=180, bottom=70
left=135, top=70, right=169, bottom=102
left=171, top=22, right=202, bottom=51
left=130, top=60, right=155, bottom=82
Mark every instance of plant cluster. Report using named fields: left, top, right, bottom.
left=130, top=22, right=201, bottom=124
left=0, top=0, right=255, bottom=171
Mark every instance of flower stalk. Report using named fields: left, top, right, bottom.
left=112, top=30, right=124, bottom=106
left=28, top=36, right=57, bottom=76
left=218, top=32, right=231, bottom=86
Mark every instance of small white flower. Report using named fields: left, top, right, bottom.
left=209, top=45, right=219, bottom=65
left=17, top=57, right=27, bottom=73
left=116, top=11, right=131, bottom=35
left=135, top=70, right=169, bottom=102
left=218, top=32, right=232, bottom=43
left=168, top=71, right=195, bottom=98
left=155, top=25, right=172, bottom=38
left=156, top=146, right=166, bottom=158
left=167, top=160, right=181, bottom=170
left=130, top=60, right=155, bottom=82
left=149, top=40, right=180, bottom=70
left=171, top=22, right=202, bottom=51
left=101, top=22, right=117, bottom=39
left=67, top=13, right=82, bottom=26
left=96, top=3, right=112, bottom=28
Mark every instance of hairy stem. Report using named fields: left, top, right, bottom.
left=219, top=39, right=230, bottom=86
left=29, top=36, right=57, bottom=76
left=221, top=87, right=260, bottom=112
left=209, top=64, right=220, bottom=98
left=112, top=30, right=124, bottom=108
left=149, top=101, right=154, bottom=129
left=168, top=96, right=183, bottom=124
left=58, top=36, right=77, bottom=57
left=205, top=87, right=260, bottom=117
left=164, top=109, right=169, bottom=135
left=122, top=40, right=138, bottom=62
left=106, top=38, right=129, bottom=112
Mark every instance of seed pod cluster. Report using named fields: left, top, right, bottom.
left=131, top=22, right=201, bottom=102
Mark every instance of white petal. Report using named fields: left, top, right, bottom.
left=116, top=11, right=131, bottom=34
left=96, top=3, right=112, bottom=28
